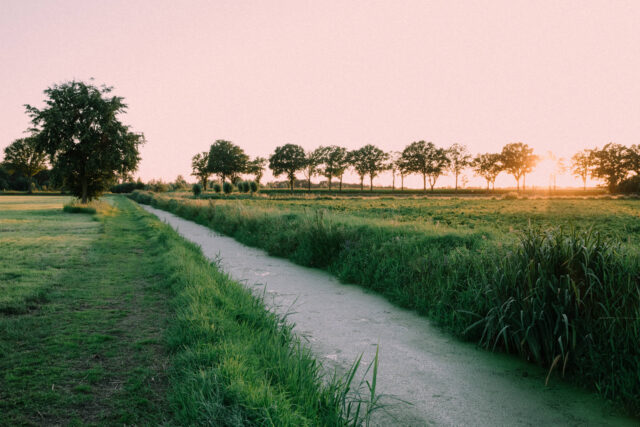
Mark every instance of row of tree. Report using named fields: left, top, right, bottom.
left=192, top=140, right=640, bottom=192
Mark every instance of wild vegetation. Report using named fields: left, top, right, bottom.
left=0, top=195, right=377, bottom=425
left=130, top=190, right=640, bottom=416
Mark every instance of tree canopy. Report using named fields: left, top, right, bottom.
left=25, top=80, right=144, bottom=202
left=472, top=153, right=503, bottom=190
left=269, top=144, right=306, bottom=191
left=402, top=141, right=450, bottom=191
left=500, top=142, right=537, bottom=191
left=447, top=143, right=471, bottom=191
left=2, top=137, right=47, bottom=194
left=246, top=156, right=267, bottom=185
left=590, top=143, right=629, bottom=192
left=320, top=145, right=349, bottom=190
left=191, top=152, right=211, bottom=189
left=207, top=140, right=248, bottom=185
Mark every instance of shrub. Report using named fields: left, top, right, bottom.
left=192, top=183, right=202, bottom=197
left=111, top=181, right=145, bottom=193
left=146, top=179, right=169, bottom=192
left=212, top=183, right=222, bottom=193
left=502, top=192, right=519, bottom=200
left=223, top=182, right=233, bottom=194
left=249, top=181, right=258, bottom=193
left=618, top=175, right=640, bottom=194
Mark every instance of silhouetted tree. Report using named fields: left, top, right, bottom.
left=269, top=144, right=306, bottom=191
left=626, top=144, right=640, bottom=176
left=402, top=141, right=450, bottom=191
left=303, top=147, right=326, bottom=191
left=207, top=140, right=248, bottom=185
left=590, top=143, right=629, bottom=192
left=2, top=137, right=47, bottom=194
left=361, top=144, right=388, bottom=190
left=26, top=80, right=144, bottom=203
left=319, top=145, right=348, bottom=191
left=447, top=143, right=471, bottom=191
left=472, top=153, right=503, bottom=190
left=571, top=150, right=592, bottom=191
left=191, top=151, right=211, bottom=189
left=500, top=142, right=537, bottom=191
left=347, top=148, right=368, bottom=190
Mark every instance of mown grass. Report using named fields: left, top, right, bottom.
left=131, top=190, right=640, bottom=417
left=1, top=195, right=377, bottom=425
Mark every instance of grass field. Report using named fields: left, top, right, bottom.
left=0, top=195, right=371, bottom=425
left=131, top=190, right=640, bottom=417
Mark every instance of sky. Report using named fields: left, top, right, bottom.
left=1, top=0, right=639, bottom=189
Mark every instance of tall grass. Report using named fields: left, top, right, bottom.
left=131, top=191, right=640, bottom=416
left=143, top=202, right=380, bottom=425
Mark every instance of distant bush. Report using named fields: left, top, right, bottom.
left=238, top=181, right=250, bottom=193
left=192, top=183, right=202, bottom=197
left=146, top=179, right=170, bottom=192
left=111, top=182, right=146, bottom=194
left=249, top=181, right=258, bottom=193
left=223, top=182, right=233, bottom=194
left=502, top=192, right=519, bottom=200
left=212, top=183, right=222, bottom=193
left=618, top=175, right=640, bottom=194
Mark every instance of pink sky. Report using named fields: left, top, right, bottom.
left=2, top=0, right=639, bottom=188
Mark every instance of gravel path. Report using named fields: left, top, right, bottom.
left=143, top=205, right=634, bottom=426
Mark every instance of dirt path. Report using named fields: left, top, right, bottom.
left=144, top=205, right=635, bottom=426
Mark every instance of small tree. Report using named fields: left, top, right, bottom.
left=303, top=147, right=326, bottom=191
left=361, top=144, right=389, bottom=190
left=246, top=156, right=267, bottom=185
left=207, top=140, right=248, bottom=185
left=500, top=142, right=537, bottom=191
left=402, top=141, right=450, bottom=191
left=347, top=148, right=368, bottom=190
left=192, top=183, right=202, bottom=197
left=472, top=153, right=503, bottom=190
left=191, top=151, right=211, bottom=189
left=2, top=137, right=47, bottom=194
left=319, top=145, right=349, bottom=191
left=590, top=143, right=630, bottom=192
left=222, top=181, right=233, bottom=194
left=26, top=80, right=144, bottom=203
left=269, top=144, right=306, bottom=192
left=571, top=150, right=593, bottom=190
left=447, top=143, right=471, bottom=191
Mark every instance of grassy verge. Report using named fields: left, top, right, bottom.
left=130, top=190, right=640, bottom=417
left=0, top=195, right=375, bottom=425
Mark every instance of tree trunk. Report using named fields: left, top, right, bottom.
left=339, top=176, right=343, bottom=192
left=392, top=172, right=395, bottom=191
left=370, top=175, right=373, bottom=191
left=308, top=178, right=311, bottom=191
left=423, top=173, right=427, bottom=192
left=360, top=176, right=364, bottom=191
left=328, top=174, right=332, bottom=190
left=523, top=174, right=526, bottom=192
left=401, top=175, right=404, bottom=191
left=27, top=176, right=33, bottom=194
left=430, top=176, right=436, bottom=191
left=81, top=177, right=88, bottom=204
left=290, top=177, right=295, bottom=193
left=455, top=172, right=458, bottom=192
left=516, top=176, right=520, bottom=192
left=583, top=177, right=587, bottom=191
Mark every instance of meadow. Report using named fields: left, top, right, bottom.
left=0, top=195, right=373, bottom=425
left=130, top=190, right=640, bottom=416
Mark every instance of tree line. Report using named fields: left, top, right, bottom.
left=192, top=140, right=640, bottom=193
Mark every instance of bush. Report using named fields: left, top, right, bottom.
left=111, top=181, right=145, bottom=194
left=618, top=175, right=640, bottom=194
left=192, top=183, right=202, bottom=197
left=212, top=183, right=222, bottom=193
left=249, top=181, right=258, bottom=193
left=146, top=179, right=169, bottom=192
left=238, top=181, right=250, bottom=193
left=223, top=182, right=233, bottom=194
left=502, top=192, right=519, bottom=200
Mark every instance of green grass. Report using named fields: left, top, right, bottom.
left=131, top=190, right=640, bottom=417
left=0, top=195, right=377, bottom=425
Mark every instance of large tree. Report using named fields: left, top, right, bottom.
left=500, top=142, right=537, bottom=191
left=347, top=148, right=369, bottom=190
left=472, top=153, right=503, bottom=190
left=191, top=152, right=211, bottom=189
left=571, top=149, right=592, bottom=190
left=207, top=140, right=248, bottom=185
left=447, top=143, right=471, bottom=192
left=269, top=144, right=306, bottom=191
left=303, top=147, right=326, bottom=191
left=2, top=137, right=47, bottom=194
left=626, top=144, right=640, bottom=176
left=246, top=156, right=267, bottom=185
left=26, top=80, right=144, bottom=203
left=319, top=145, right=348, bottom=191
left=402, top=141, right=450, bottom=191
left=590, top=143, right=630, bottom=192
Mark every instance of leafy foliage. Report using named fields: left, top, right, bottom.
left=590, top=143, right=630, bottom=192
left=25, top=80, right=144, bottom=202
left=402, top=141, right=450, bottom=191
left=207, top=140, right=248, bottom=185
left=269, top=144, right=307, bottom=191
left=2, top=137, right=47, bottom=193
left=500, top=142, right=537, bottom=191
left=191, top=152, right=211, bottom=189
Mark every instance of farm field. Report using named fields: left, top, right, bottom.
left=131, top=190, right=640, bottom=417
left=0, top=196, right=363, bottom=425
